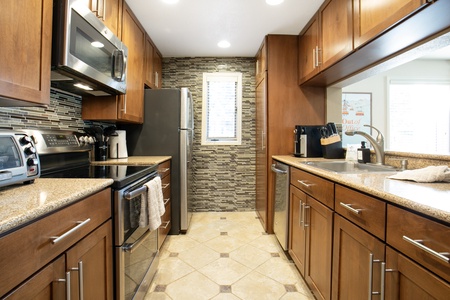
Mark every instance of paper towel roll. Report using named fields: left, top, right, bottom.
left=109, top=130, right=128, bottom=158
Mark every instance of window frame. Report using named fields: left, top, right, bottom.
left=201, top=72, right=243, bottom=146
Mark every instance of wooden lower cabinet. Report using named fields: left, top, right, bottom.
left=157, top=160, right=171, bottom=248
left=332, top=215, right=385, bottom=300
left=66, top=220, right=113, bottom=300
left=385, top=246, right=450, bottom=300
left=289, top=185, right=333, bottom=300
left=2, top=256, right=66, bottom=300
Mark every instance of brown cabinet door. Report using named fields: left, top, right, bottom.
left=78, top=0, right=122, bottom=36
left=66, top=221, right=113, bottom=300
left=255, top=42, right=267, bottom=85
left=118, top=3, right=145, bottom=123
left=2, top=256, right=66, bottom=300
left=332, top=215, right=385, bottom=300
left=320, top=0, right=353, bottom=70
left=298, top=14, right=320, bottom=84
left=154, top=49, right=163, bottom=88
left=255, top=75, right=268, bottom=231
left=385, top=246, right=450, bottom=300
left=354, top=0, right=427, bottom=48
left=144, top=36, right=155, bottom=88
left=289, top=185, right=307, bottom=275
left=0, top=0, right=52, bottom=106
left=305, top=196, right=333, bottom=300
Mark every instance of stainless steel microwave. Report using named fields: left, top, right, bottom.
left=0, top=132, right=40, bottom=188
left=51, top=0, right=128, bottom=96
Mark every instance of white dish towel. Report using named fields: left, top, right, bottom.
left=139, top=176, right=166, bottom=230
left=388, top=165, right=450, bottom=183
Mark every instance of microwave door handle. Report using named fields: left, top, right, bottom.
left=112, top=49, right=126, bottom=82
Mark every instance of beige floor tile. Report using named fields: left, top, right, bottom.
left=165, top=271, right=220, bottom=300
left=199, top=258, right=251, bottom=285
left=255, top=257, right=302, bottom=285
left=204, top=235, right=247, bottom=253
left=178, top=244, right=221, bottom=269
left=145, top=212, right=314, bottom=300
left=152, top=257, right=194, bottom=285
left=232, top=271, right=287, bottom=300
left=229, top=244, right=272, bottom=269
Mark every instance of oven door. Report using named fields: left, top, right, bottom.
left=116, top=228, right=158, bottom=300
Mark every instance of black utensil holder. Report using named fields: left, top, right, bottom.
left=94, top=141, right=109, bottom=161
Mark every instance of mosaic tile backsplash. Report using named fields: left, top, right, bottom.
left=163, top=57, right=256, bottom=212
left=0, top=89, right=110, bottom=131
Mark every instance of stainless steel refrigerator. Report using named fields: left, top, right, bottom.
left=123, top=88, right=194, bottom=234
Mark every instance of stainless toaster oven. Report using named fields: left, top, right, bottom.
left=0, top=131, right=40, bottom=188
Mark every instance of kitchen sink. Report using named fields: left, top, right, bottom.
left=302, top=161, right=399, bottom=174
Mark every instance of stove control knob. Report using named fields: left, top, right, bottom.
left=20, top=135, right=32, bottom=145
left=24, top=146, right=36, bottom=155
left=27, top=157, right=39, bottom=166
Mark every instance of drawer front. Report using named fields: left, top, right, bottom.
left=387, top=204, right=450, bottom=282
left=335, top=185, right=386, bottom=240
left=0, top=188, right=111, bottom=297
left=291, top=168, right=334, bottom=208
left=157, top=160, right=171, bottom=179
left=158, top=201, right=171, bottom=248
left=161, top=174, right=170, bottom=194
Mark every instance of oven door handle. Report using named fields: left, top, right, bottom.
left=124, top=185, right=148, bottom=200
left=122, top=229, right=152, bottom=253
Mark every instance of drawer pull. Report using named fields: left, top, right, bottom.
left=163, top=198, right=170, bottom=205
left=297, top=180, right=314, bottom=188
left=159, top=167, right=170, bottom=174
left=162, top=183, right=170, bottom=189
left=50, top=218, right=91, bottom=244
left=402, top=236, right=450, bottom=263
left=340, top=202, right=362, bottom=215
left=160, top=220, right=171, bottom=229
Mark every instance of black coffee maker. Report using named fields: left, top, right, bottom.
left=294, top=125, right=323, bottom=157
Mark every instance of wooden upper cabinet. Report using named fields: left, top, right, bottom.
left=255, top=42, right=267, bottom=84
left=0, top=0, right=52, bottom=106
left=319, top=0, right=353, bottom=70
left=144, top=35, right=163, bottom=89
left=78, top=0, right=122, bottom=36
left=298, top=14, right=320, bottom=84
left=354, top=0, right=427, bottom=48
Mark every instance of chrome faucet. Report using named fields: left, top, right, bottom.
left=345, top=125, right=385, bottom=165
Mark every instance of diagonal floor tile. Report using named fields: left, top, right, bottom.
left=232, top=271, right=287, bottom=300
left=165, top=271, right=220, bottom=300
left=199, top=257, right=251, bottom=285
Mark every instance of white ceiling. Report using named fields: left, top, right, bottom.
left=126, top=0, right=325, bottom=57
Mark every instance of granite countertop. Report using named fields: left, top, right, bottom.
left=91, top=156, right=171, bottom=166
left=0, top=178, right=113, bottom=236
left=273, top=155, right=450, bottom=224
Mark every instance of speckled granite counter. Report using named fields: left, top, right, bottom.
left=273, top=155, right=450, bottom=224
left=0, top=178, right=113, bottom=235
left=91, top=156, right=171, bottom=166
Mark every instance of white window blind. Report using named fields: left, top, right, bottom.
left=388, top=79, right=450, bottom=154
left=201, top=72, right=242, bottom=145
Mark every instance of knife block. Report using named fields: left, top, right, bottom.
left=321, top=136, right=345, bottom=159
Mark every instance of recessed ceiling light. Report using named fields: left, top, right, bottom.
left=218, top=40, right=231, bottom=48
left=266, top=0, right=284, bottom=5
left=162, top=0, right=179, bottom=4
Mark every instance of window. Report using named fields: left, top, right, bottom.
left=201, top=72, right=243, bottom=145
left=388, top=79, right=450, bottom=154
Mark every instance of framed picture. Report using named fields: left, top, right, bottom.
left=342, top=92, right=372, bottom=145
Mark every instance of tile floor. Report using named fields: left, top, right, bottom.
left=145, top=211, right=314, bottom=300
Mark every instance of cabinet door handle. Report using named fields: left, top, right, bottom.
left=312, top=48, right=316, bottom=69
left=57, top=271, right=71, bottom=300
left=368, top=253, right=385, bottom=300
left=339, top=202, right=362, bottom=215
left=70, top=261, right=84, bottom=300
left=50, top=219, right=91, bottom=244
left=299, top=200, right=303, bottom=227
left=402, top=235, right=450, bottom=263
left=297, top=180, right=314, bottom=188
left=303, top=205, right=310, bottom=228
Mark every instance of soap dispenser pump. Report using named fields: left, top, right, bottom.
left=357, top=141, right=370, bottom=163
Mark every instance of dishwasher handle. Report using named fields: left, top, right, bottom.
left=271, top=164, right=288, bottom=174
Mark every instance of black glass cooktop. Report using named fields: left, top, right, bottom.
left=41, top=164, right=158, bottom=189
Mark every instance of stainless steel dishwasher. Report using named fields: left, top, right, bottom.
left=271, top=161, right=290, bottom=251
